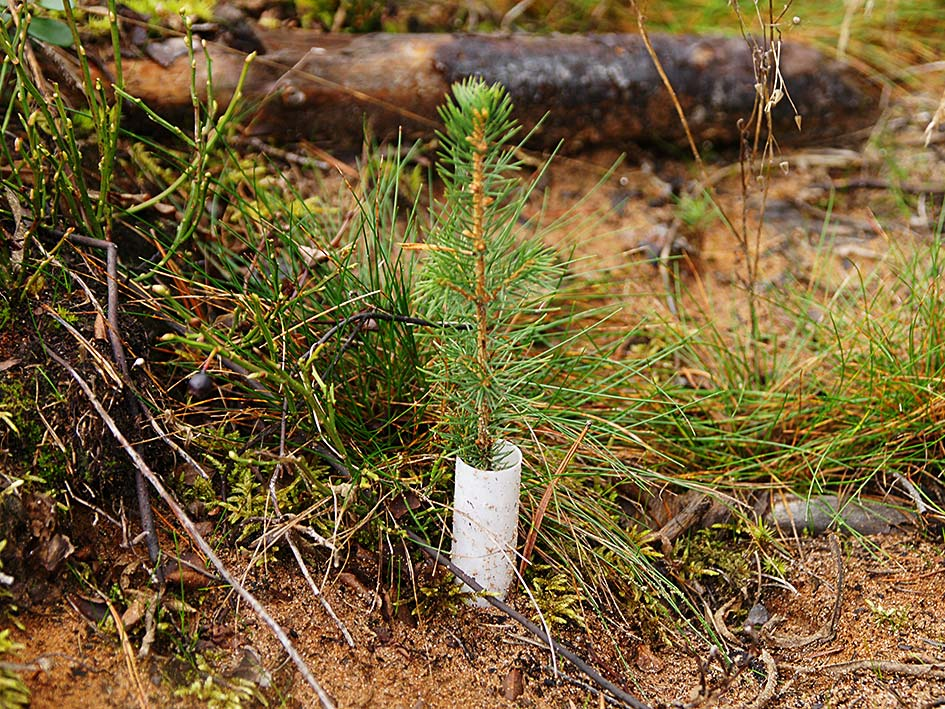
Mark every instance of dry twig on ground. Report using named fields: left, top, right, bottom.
left=46, top=347, right=337, bottom=709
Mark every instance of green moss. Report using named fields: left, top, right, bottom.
left=0, top=377, right=69, bottom=484
left=173, top=653, right=264, bottom=708
left=0, top=629, right=29, bottom=708
left=676, top=526, right=753, bottom=596
left=202, top=445, right=310, bottom=544
left=527, top=565, right=586, bottom=628
left=410, top=573, right=467, bottom=619
left=292, top=0, right=383, bottom=31
left=0, top=303, right=11, bottom=331
left=866, top=599, right=911, bottom=631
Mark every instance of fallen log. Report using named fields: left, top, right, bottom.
left=102, top=29, right=881, bottom=152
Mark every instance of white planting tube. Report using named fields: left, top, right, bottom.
left=451, top=440, right=522, bottom=606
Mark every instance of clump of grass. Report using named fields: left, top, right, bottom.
left=635, top=207, right=945, bottom=505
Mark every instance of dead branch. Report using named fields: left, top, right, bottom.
left=711, top=597, right=745, bottom=649
left=94, top=30, right=881, bottom=152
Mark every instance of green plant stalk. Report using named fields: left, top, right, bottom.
left=113, top=89, right=195, bottom=146
left=60, top=0, right=124, bottom=231
left=0, top=4, right=113, bottom=244
left=133, top=141, right=436, bottom=467
left=60, top=0, right=121, bottom=237
left=128, top=41, right=255, bottom=277
left=0, top=32, right=67, bottom=231
left=157, top=321, right=346, bottom=458
left=96, top=0, right=125, bottom=230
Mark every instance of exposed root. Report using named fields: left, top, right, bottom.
left=746, top=649, right=778, bottom=709
left=782, top=659, right=945, bottom=679
left=764, top=533, right=843, bottom=649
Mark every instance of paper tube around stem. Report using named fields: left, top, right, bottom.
left=451, top=440, right=522, bottom=606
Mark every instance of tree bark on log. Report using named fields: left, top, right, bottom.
left=101, top=29, right=881, bottom=152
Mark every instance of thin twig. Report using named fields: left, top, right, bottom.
left=108, top=600, right=151, bottom=709
left=628, top=1, right=703, bottom=173
left=267, top=349, right=354, bottom=647
left=541, top=665, right=643, bottom=708
left=626, top=2, right=742, bottom=252
left=67, top=234, right=160, bottom=564
left=236, top=135, right=329, bottom=170
left=657, top=220, right=681, bottom=318
left=284, top=530, right=356, bottom=648
left=809, top=177, right=945, bottom=196
left=63, top=480, right=122, bottom=528
left=300, top=310, right=470, bottom=368
left=46, top=348, right=336, bottom=709
left=146, top=416, right=213, bottom=480
left=0, top=653, right=99, bottom=674
left=711, top=597, right=744, bottom=649
left=42, top=304, right=123, bottom=387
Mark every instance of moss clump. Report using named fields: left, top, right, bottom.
left=0, top=629, right=29, bottom=708
left=676, top=526, right=754, bottom=597
left=0, top=377, right=69, bottom=485
left=121, top=0, right=216, bottom=21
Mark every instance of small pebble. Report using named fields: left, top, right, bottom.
left=188, top=371, right=213, bottom=399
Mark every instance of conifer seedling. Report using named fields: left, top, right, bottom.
left=418, top=78, right=562, bottom=469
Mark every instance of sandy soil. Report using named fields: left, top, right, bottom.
left=9, top=529, right=945, bottom=708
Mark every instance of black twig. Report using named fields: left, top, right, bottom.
left=67, top=234, right=160, bottom=565
left=541, top=665, right=644, bottom=708
left=301, top=310, right=470, bottom=363
left=402, top=529, right=652, bottom=709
